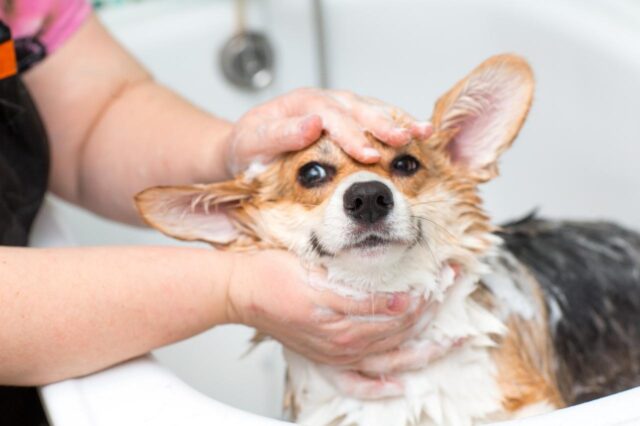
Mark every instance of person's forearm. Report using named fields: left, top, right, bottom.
left=0, top=246, right=235, bottom=386
left=23, top=15, right=233, bottom=224
left=73, top=78, right=232, bottom=224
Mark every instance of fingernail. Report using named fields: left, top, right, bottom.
left=362, top=147, right=381, bottom=160
left=299, top=115, right=322, bottom=139
left=453, top=337, right=466, bottom=347
left=387, top=293, right=409, bottom=313
left=414, top=121, right=434, bottom=137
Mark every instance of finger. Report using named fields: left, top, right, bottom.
left=409, top=121, right=434, bottom=140
left=283, top=336, right=363, bottom=366
left=360, top=297, right=431, bottom=348
left=345, top=297, right=428, bottom=342
left=320, top=110, right=381, bottom=163
left=354, top=342, right=450, bottom=375
left=329, top=370, right=404, bottom=400
left=299, top=115, right=324, bottom=142
left=283, top=89, right=428, bottom=145
left=353, top=349, right=415, bottom=375
left=352, top=318, right=417, bottom=354
left=322, top=315, right=409, bottom=353
left=318, top=291, right=411, bottom=316
left=256, top=115, right=323, bottom=157
left=329, top=91, right=410, bottom=146
left=331, top=91, right=426, bottom=145
left=359, top=322, right=417, bottom=355
left=309, top=296, right=429, bottom=363
left=359, top=336, right=468, bottom=375
left=350, top=105, right=413, bottom=147
left=344, top=295, right=426, bottom=337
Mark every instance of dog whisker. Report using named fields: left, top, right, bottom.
left=410, top=215, right=457, bottom=241
left=409, top=199, right=453, bottom=207
left=418, top=235, right=439, bottom=267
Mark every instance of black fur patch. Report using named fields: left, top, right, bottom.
left=499, top=214, right=640, bottom=404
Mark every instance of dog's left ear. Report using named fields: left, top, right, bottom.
left=431, top=54, right=534, bottom=182
left=135, top=180, right=257, bottom=248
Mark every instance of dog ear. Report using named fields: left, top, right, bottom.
left=431, top=54, right=534, bottom=181
left=135, top=180, right=257, bottom=248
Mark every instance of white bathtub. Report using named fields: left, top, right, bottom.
left=34, top=0, right=640, bottom=424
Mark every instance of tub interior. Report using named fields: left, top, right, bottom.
left=44, top=0, right=640, bottom=420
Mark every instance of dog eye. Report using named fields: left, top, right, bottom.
left=391, top=155, right=421, bottom=176
left=297, top=162, right=336, bottom=188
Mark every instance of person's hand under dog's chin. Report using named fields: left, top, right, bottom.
left=223, top=249, right=429, bottom=367
left=326, top=313, right=466, bottom=400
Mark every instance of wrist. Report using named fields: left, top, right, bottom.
left=197, top=119, right=235, bottom=183
left=223, top=251, right=248, bottom=326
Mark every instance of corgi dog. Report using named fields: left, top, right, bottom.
left=135, top=54, right=640, bottom=426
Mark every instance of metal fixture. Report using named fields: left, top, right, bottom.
left=312, top=0, right=329, bottom=88
left=219, top=0, right=274, bottom=91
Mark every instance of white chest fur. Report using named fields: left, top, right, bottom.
left=284, top=262, right=508, bottom=426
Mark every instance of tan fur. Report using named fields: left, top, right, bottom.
left=135, top=181, right=259, bottom=247
left=135, top=54, right=560, bottom=424
left=431, top=55, right=534, bottom=182
left=493, top=316, right=564, bottom=412
left=479, top=260, right=564, bottom=413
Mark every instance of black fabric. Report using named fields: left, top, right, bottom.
left=0, top=20, right=9, bottom=43
left=14, top=37, right=47, bottom=73
left=0, top=56, right=49, bottom=245
left=1, top=20, right=51, bottom=426
left=0, top=387, right=48, bottom=426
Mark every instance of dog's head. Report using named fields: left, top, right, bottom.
left=136, top=54, right=533, bottom=292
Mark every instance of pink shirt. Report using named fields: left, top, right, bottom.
left=0, top=0, right=90, bottom=55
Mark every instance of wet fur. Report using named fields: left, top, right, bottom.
left=135, top=54, right=640, bottom=425
left=499, top=215, right=640, bottom=404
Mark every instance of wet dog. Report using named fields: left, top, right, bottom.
left=135, top=54, right=640, bottom=425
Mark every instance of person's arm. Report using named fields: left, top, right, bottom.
left=23, top=15, right=231, bottom=224
left=0, top=246, right=419, bottom=386
left=23, top=15, right=431, bottom=225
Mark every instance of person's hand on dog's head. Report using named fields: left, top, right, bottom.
left=224, top=88, right=433, bottom=176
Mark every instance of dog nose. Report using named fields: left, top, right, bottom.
left=343, top=181, right=394, bottom=224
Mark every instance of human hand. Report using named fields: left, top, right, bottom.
left=224, top=88, right=433, bottom=175
left=225, top=250, right=428, bottom=365
left=351, top=337, right=465, bottom=376
left=324, top=337, right=466, bottom=399
left=322, top=336, right=465, bottom=400
left=326, top=264, right=464, bottom=399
